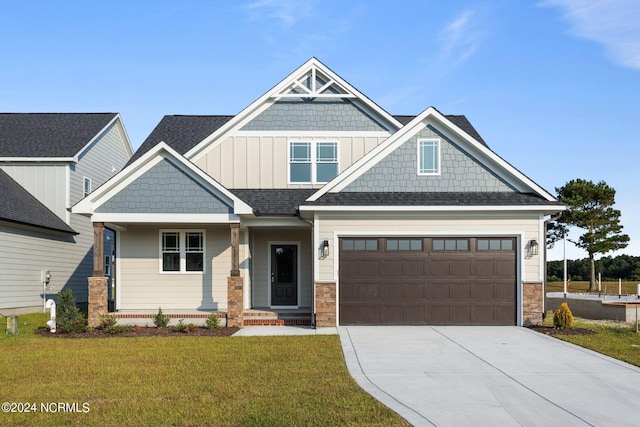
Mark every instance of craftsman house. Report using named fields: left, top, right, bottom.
left=0, top=113, right=133, bottom=314
left=72, top=58, right=564, bottom=327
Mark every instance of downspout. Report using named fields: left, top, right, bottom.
left=543, top=212, right=563, bottom=318
left=295, top=209, right=315, bottom=328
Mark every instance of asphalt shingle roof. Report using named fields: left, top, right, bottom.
left=393, top=114, right=487, bottom=146
left=308, top=192, right=563, bottom=207
left=127, top=115, right=234, bottom=165
left=231, top=189, right=316, bottom=215
left=0, top=169, right=76, bottom=233
left=0, top=113, right=117, bottom=157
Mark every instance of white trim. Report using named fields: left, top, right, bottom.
left=267, top=241, right=301, bottom=308
left=234, top=130, right=391, bottom=137
left=115, top=228, right=121, bottom=310
left=83, top=176, right=92, bottom=198
left=186, top=58, right=402, bottom=162
left=330, top=230, right=525, bottom=326
left=0, top=157, right=74, bottom=162
left=65, top=164, right=71, bottom=224
left=417, top=138, right=441, bottom=176
left=240, top=217, right=308, bottom=228
left=91, top=213, right=240, bottom=223
left=300, top=205, right=566, bottom=213
left=159, top=229, right=206, bottom=275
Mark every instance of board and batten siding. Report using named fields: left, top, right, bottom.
left=117, top=225, right=246, bottom=311
left=316, top=212, right=543, bottom=283
left=194, top=134, right=388, bottom=189
left=250, top=228, right=313, bottom=308
left=0, top=163, right=68, bottom=221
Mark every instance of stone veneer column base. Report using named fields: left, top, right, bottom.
left=227, top=276, right=244, bottom=328
left=315, top=282, right=336, bottom=327
left=88, top=277, right=108, bottom=328
left=523, top=281, right=544, bottom=326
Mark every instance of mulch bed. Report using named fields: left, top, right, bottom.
left=527, top=325, right=596, bottom=336
left=35, top=326, right=239, bottom=338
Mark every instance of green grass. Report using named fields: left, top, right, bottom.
left=547, top=280, right=639, bottom=294
left=0, top=313, right=408, bottom=427
left=540, top=312, right=640, bottom=367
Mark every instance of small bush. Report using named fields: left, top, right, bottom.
left=105, top=324, right=135, bottom=334
left=56, top=289, right=88, bottom=333
left=205, top=313, right=221, bottom=329
left=152, top=307, right=170, bottom=327
left=553, top=302, right=573, bottom=329
left=174, top=319, right=197, bottom=333
left=99, top=314, right=118, bottom=330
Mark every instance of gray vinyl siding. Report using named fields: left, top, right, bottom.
left=0, top=163, right=68, bottom=221
left=0, top=222, right=86, bottom=311
left=240, top=99, right=392, bottom=132
left=250, top=228, right=312, bottom=308
left=343, top=126, right=515, bottom=192
left=96, top=158, right=232, bottom=214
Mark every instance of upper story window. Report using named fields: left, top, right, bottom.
left=289, top=141, right=338, bottom=183
left=83, top=177, right=92, bottom=197
left=160, top=230, right=205, bottom=273
left=418, top=139, right=440, bottom=175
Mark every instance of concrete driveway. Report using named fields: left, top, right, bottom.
left=339, top=326, right=640, bottom=426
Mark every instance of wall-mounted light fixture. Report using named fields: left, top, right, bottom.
left=322, top=240, right=330, bottom=257
left=527, top=239, right=539, bottom=257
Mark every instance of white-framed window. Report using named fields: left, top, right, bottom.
left=289, top=141, right=338, bottom=183
left=160, top=230, right=205, bottom=273
left=418, top=139, right=440, bottom=175
left=105, top=256, right=112, bottom=276
left=83, top=177, right=92, bottom=197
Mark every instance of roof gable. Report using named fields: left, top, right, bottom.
left=308, top=107, right=558, bottom=202
left=0, top=113, right=121, bottom=159
left=186, top=58, right=402, bottom=161
left=72, top=142, right=252, bottom=219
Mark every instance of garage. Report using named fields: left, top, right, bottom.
left=338, top=237, right=516, bottom=325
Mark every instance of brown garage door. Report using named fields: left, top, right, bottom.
left=339, top=237, right=516, bottom=325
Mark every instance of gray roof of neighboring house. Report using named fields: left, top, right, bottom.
left=129, top=113, right=486, bottom=164
left=0, top=169, right=76, bottom=234
left=0, top=113, right=117, bottom=157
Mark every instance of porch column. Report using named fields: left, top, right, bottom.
left=88, top=222, right=107, bottom=328
left=227, top=223, right=244, bottom=328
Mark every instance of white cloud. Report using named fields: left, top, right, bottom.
left=541, top=0, right=640, bottom=70
left=244, top=0, right=312, bottom=28
left=438, top=10, right=481, bottom=66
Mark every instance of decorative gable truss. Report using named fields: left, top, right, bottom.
left=71, top=142, right=251, bottom=223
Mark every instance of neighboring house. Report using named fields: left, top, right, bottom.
left=0, top=113, right=133, bottom=314
left=72, top=58, right=565, bottom=328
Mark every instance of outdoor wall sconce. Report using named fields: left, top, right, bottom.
left=528, top=239, right=539, bottom=257
left=322, top=240, right=330, bottom=257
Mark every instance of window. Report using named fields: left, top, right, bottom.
left=433, top=239, right=469, bottom=251
left=289, top=141, right=338, bottom=183
left=83, top=177, right=92, bottom=197
left=387, top=239, right=423, bottom=251
left=160, top=230, right=205, bottom=273
left=342, top=239, right=378, bottom=251
left=104, top=256, right=112, bottom=277
left=418, top=139, right=440, bottom=175
left=477, top=239, right=513, bottom=251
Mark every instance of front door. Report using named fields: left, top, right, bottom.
left=271, top=245, right=297, bottom=306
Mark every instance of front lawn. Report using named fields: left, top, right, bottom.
left=0, top=313, right=408, bottom=426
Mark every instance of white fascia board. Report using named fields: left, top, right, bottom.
left=91, top=213, right=240, bottom=223
left=239, top=216, right=309, bottom=228
left=186, top=57, right=402, bottom=162
left=233, top=130, right=392, bottom=138
left=300, top=205, right=567, bottom=213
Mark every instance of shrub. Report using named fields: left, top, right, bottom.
left=174, top=319, right=197, bottom=333
left=205, top=313, right=221, bottom=329
left=99, top=314, right=118, bottom=330
left=105, top=324, right=135, bottom=334
left=152, top=307, right=170, bottom=327
left=56, top=289, right=88, bottom=333
left=553, top=302, right=573, bottom=329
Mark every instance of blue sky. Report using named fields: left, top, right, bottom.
left=1, top=0, right=639, bottom=261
